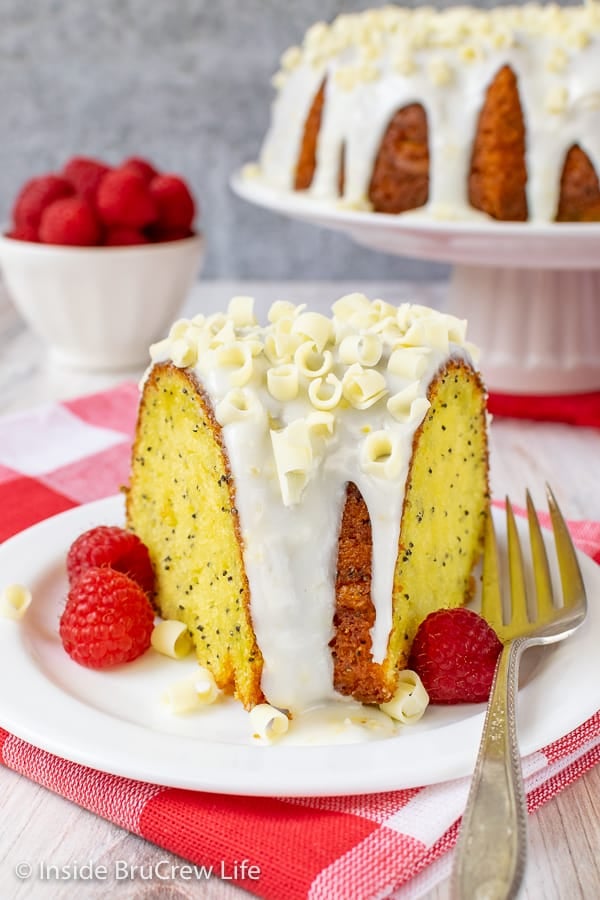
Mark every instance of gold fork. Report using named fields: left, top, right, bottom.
left=451, top=486, right=588, bottom=900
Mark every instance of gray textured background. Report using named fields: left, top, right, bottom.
left=0, top=0, right=579, bottom=279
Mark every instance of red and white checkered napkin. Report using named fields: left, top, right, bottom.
left=1, top=383, right=599, bottom=900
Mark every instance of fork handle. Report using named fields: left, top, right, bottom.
left=451, top=639, right=528, bottom=900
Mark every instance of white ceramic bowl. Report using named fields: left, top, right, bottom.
left=0, top=233, right=204, bottom=370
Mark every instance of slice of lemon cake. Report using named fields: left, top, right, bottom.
left=126, top=294, right=489, bottom=713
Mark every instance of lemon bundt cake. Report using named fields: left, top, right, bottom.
left=253, top=3, right=600, bottom=222
left=126, top=296, right=489, bottom=713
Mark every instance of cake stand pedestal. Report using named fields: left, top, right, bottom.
left=448, top=266, right=600, bottom=394
left=231, top=172, right=600, bottom=395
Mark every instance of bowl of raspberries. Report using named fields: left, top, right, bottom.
left=0, top=155, right=204, bottom=370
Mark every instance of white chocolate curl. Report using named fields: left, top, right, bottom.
left=267, top=364, right=299, bottom=401
left=267, top=300, right=296, bottom=322
left=380, top=670, right=429, bottom=724
left=342, top=364, right=387, bottom=409
left=338, top=333, right=382, bottom=367
left=387, top=382, right=431, bottom=424
left=210, top=320, right=238, bottom=350
left=294, top=342, right=333, bottom=379
left=400, top=318, right=450, bottom=352
left=170, top=337, right=198, bottom=368
left=249, top=703, right=289, bottom=742
left=306, top=410, right=335, bottom=437
left=360, top=430, right=402, bottom=480
left=215, top=388, right=264, bottom=426
left=308, top=373, right=343, bottom=411
left=162, top=667, right=219, bottom=714
left=292, top=312, right=334, bottom=351
left=227, top=295, right=256, bottom=327
left=216, top=341, right=254, bottom=387
left=0, top=584, right=32, bottom=620
left=387, top=347, right=431, bottom=379
left=331, top=292, right=371, bottom=322
left=270, top=420, right=313, bottom=506
left=169, top=318, right=191, bottom=340
left=151, top=620, right=193, bottom=659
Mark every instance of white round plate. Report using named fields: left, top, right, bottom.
left=0, top=495, right=598, bottom=797
left=231, top=170, right=600, bottom=270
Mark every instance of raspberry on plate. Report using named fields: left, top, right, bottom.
left=62, top=156, right=111, bottom=207
left=59, top=567, right=155, bottom=668
left=150, top=174, right=196, bottom=230
left=38, top=197, right=101, bottom=246
left=12, top=175, right=74, bottom=231
left=67, top=525, right=155, bottom=596
left=96, top=167, right=158, bottom=229
left=408, top=608, right=503, bottom=704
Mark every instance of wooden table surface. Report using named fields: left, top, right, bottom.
left=0, top=280, right=598, bottom=900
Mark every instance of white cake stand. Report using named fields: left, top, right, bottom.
left=232, top=171, right=600, bottom=395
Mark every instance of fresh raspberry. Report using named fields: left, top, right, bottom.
left=149, top=174, right=196, bottom=230
left=38, top=196, right=101, bottom=246
left=67, top=525, right=155, bottom=595
left=12, top=175, right=74, bottom=231
left=121, top=156, right=158, bottom=183
left=6, top=224, right=40, bottom=242
left=104, top=226, right=149, bottom=246
left=409, top=608, right=502, bottom=704
left=62, top=156, right=111, bottom=207
left=96, top=167, right=158, bottom=228
left=59, top=567, right=154, bottom=668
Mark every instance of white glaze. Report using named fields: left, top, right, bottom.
left=256, top=3, right=600, bottom=222
left=149, top=296, right=476, bottom=713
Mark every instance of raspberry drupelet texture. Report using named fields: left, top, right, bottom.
left=12, top=175, right=74, bottom=233
left=62, top=156, right=111, bottom=208
left=67, top=525, right=155, bottom=596
left=96, top=167, right=158, bottom=229
left=409, top=608, right=502, bottom=704
left=150, top=174, right=196, bottom=230
left=60, top=567, right=155, bottom=668
left=39, top=197, right=101, bottom=246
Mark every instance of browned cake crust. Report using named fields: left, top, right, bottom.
left=126, top=363, right=265, bottom=709
left=368, top=103, right=430, bottom=214
left=468, top=65, right=528, bottom=221
left=293, top=65, right=600, bottom=222
left=556, top=144, right=600, bottom=222
left=331, top=481, right=388, bottom=703
left=294, top=80, right=325, bottom=190
left=331, top=360, right=489, bottom=705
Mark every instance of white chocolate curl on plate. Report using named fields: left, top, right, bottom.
left=249, top=704, right=289, bottom=743
left=161, top=667, right=219, bottom=714
left=0, top=584, right=32, bottom=620
left=380, top=670, right=429, bottom=724
left=151, top=620, right=193, bottom=659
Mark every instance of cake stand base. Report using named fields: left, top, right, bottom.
left=448, top=266, right=600, bottom=395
